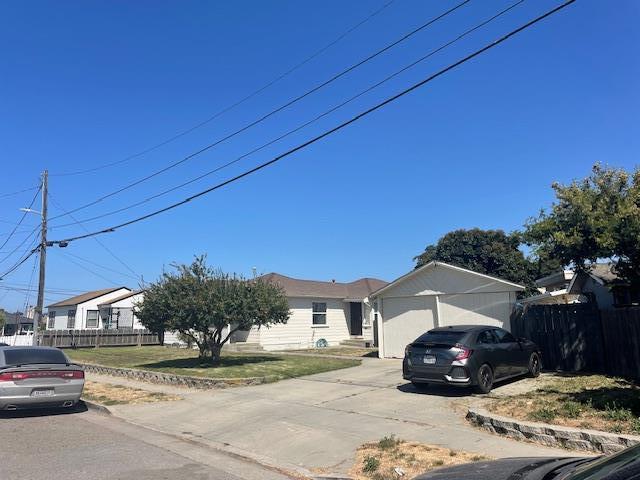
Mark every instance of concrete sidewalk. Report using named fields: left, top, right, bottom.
left=100, top=359, right=581, bottom=476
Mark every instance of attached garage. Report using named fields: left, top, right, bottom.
left=370, top=262, right=524, bottom=358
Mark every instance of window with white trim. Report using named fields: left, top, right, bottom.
left=47, top=311, right=56, bottom=329
left=66, top=310, right=76, bottom=329
left=312, top=302, right=327, bottom=325
left=86, top=310, right=99, bottom=329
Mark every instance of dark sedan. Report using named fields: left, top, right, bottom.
left=403, top=325, right=541, bottom=393
left=415, top=443, right=640, bottom=479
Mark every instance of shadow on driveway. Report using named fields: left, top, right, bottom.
left=0, top=401, right=88, bottom=419
left=396, top=382, right=472, bottom=398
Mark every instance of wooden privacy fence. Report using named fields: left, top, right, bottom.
left=39, top=329, right=160, bottom=348
left=511, top=304, right=640, bottom=379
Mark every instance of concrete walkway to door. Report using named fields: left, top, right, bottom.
left=101, top=358, right=579, bottom=475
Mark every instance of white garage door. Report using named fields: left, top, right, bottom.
left=382, top=296, right=436, bottom=358
left=438, top=293, right=512, bottom=330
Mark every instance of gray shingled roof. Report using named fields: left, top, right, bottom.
left=259, top=273, right=387, bottom=300
left=47, top=287, right=130, bottom=308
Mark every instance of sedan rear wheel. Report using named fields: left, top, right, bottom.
left=528, top=352, right=541, bottom=378
left=475, top=364, right=494, bottom=394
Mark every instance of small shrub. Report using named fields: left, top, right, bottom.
left=449, top=450, right=457, bottom=457
left=432, top=459, right=444, bottom=466
left=363, top=455, right=380, bottom=474
left=603, top=403, right=633, bottom=422
left=529, top=407, right=557, bottom=422
left=561, top=401, right=582, bottom=419
left=472, top=455, right=485, bottom=462
left=377, top=435, right=402, bottom=451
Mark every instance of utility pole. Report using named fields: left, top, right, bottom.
left=33, top=170, right=48, bottom=345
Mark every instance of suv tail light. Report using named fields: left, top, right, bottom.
left=0, top=370, right=84, bottom=381
left=453, top=345, right=473, bottom=361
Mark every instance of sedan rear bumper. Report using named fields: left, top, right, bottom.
left=0, top=380, right=84, bottom=410
left=403, top=358, right=473, bottom=386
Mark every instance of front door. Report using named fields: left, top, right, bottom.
left=349, top=302, right=363, bottom=336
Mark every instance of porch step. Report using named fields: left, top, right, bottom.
left=223, top=342, right=264, bottom=352
left=340, top=338, right=373, bottom=348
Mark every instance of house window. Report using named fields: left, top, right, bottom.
left=312, top=302, right=327, bottom=325
left=47, top=311, right=56, bottom=329
left=66, top=310, right=76, bottom=329
left=86, top=310, right=99, bottom=329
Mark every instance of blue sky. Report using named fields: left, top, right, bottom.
left=0, top=0, right=638, bottom=311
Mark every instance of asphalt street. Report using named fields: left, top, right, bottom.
left=0, top=404, right=291, bottom=480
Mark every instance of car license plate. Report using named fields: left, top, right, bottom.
left=31, top=389, right=54, bottom=397
left=423, top=354, right=436, bottom=364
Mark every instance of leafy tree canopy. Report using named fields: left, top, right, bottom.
left=524, top=164, right=640, bottom=286
left=135, top=256, right=290, bottom=364
left=414, top=228, right=560, bottom=293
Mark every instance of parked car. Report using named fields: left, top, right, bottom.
left=415, top=442, right=640, bottom=479
left=0, top=343, right=8, bottom=347
left=403, top=325, right=541, bottom=393
left=0, top=346, right=84, bottom=411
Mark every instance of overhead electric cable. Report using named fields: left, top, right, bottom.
left=49, top=0, right=397, bottom=177
left=49, top=0, right=576, bottom=247
left=49, top=0, right=525, bottom=230
left=49, top=0, right=471, bottom=221
left=0, top=185, right=41, bottom=251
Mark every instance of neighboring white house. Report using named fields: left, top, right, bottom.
left=97, top=290, right=146, bottom=329
left=369, top=261, right=525, bottom=359
left=46, top=287, right=134, bottom=330
left=232, top=273, right=388, bottom=351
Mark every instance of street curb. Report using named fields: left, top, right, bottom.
left=80, top=363, right=276, bottom=389
left=467, top=407, right=640, bottom=454
left=106, top=412, right=349, bottom=480
left=82, top=399, right=112, bottom=415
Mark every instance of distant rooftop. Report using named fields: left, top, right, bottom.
left=47, top=287, right=130, bottom=308
left=259, top=273, right=387, bottom=300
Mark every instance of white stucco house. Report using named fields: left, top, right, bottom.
left=369, top=261, right=525, bottom=358
left=46, top=287, right=146, bottom=330
left=231, top=273, right=388, bottom=351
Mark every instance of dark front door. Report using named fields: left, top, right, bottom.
left=349, top=302, right=363, bottom=336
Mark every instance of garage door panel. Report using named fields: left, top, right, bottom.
left=439, top=293, right=511, bottom=330
left=382, top=296, right=435, bottom=358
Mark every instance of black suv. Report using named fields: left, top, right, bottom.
left=403, top=325, right=541, bottom=393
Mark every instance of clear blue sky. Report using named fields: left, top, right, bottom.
left=0, top=0, right=638, bottom=311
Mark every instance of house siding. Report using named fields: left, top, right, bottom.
left=47, top=288, right=131, bottom=330
left=108, top=293, right=145, bottom=329
left=257, top=297, right=350, bottom=350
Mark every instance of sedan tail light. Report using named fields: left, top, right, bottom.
left=452, top=345, right=473, bottom=361
left=0, top=370, right=84, bottom=381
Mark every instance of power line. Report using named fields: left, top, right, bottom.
left=21, top=250, right=39, bottom=314
left=63, top=251, right=140, bottom=282
left=0, top=185, right=39, bottom=199
left=48, top=0, right=470, bottom=221
left=55, top=250, right=120, bottom=286
left=48, top=193, right=142, bottom=281
left=49, top=0, right=525, bottom=230
left=49, top=0, right=397, bottom=178
left=49, top=0, right=577, bottom=247
left=0, top=243, right=40, bottom=280
left=0, top=226, right=39, bottom=267
left=0, top=185, right=41, bottom=251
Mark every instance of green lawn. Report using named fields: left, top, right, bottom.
left=67, top=346, right=361, bottom=381
left=286, top=347, right=379, bottom=358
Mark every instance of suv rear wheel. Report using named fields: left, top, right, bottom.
left=474, top=364, right=494, bottom=394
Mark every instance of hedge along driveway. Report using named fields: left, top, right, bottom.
left=66, top=346, right=361, bottom=381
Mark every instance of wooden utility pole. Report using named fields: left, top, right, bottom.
left=33, top=170, right=48, bottom=345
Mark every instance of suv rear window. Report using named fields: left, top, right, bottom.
left=3, top=348, right=68, bottom=366
left=414, top=331, right=468, bottom=345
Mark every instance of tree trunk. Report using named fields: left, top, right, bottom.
left=210, top=343, right=222, bottom=365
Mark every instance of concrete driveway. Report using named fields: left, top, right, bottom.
left=103, top=358, right=577, bottom=475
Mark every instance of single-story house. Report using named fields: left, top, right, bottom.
left=369, top=261, right=525, bottom=358
left=97, top=290, right=146, bottom=329
left=234, top=273, right=388, bottom=351
left=1, top=310, right=34, bottom=336
left=522, top=264, right=639, bottom=308
left=46, top=287, right=135, bottom=330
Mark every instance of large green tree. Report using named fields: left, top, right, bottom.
left=136, top=256, right=290, bottom=364
left=414, top=228, right=559, bottom=292
left=524, top=164, right=640, bottom=286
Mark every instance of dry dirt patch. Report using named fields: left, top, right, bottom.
left=487, top=374, right=640, bottom=435
left=349, top=436, right=490, bottom=480
left=83, top=381, right=181, bottom=406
